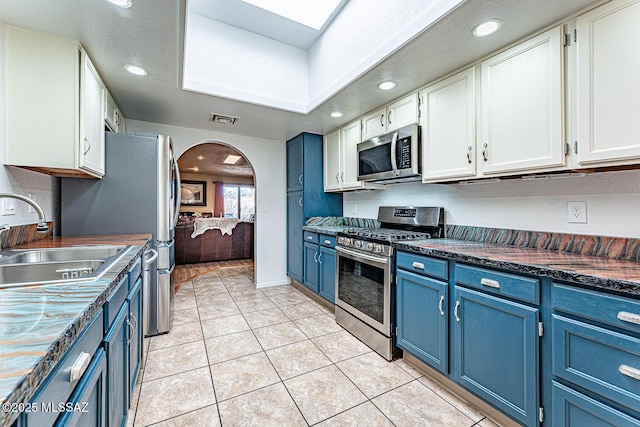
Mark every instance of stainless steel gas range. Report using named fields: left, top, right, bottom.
left=335, top=206, right=445, bottom=360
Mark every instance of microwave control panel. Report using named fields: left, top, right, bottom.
left=397, top=137, right=412, bottom=168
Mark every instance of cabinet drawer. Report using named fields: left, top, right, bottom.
left=128, top=256, right=142, bottom=287
left=454, top=264, right=540, bottom=305
left=303, top=231, right=319, bottom=244
left=396, top=252, right=448, bottom=280
left=103, top=276, right=128, bottom=333
left=552, top=315, right=640, bottom=413
left=553, top=282, right=640, bottom=335
left=27, top=310, right=104, bottom=427
left=319, top=234, right=336, bottom=248
left=552, top=381, right=640, bottom=426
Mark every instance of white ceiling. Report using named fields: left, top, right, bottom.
left=0, top=0, right=601, bottom=142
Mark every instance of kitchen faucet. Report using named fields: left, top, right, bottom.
left=0, top=193, right=50, bottom=249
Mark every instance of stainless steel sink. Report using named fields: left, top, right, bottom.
left=0, top=245, right=132, bottom=289
left=0, top=245, right=126, bottom=264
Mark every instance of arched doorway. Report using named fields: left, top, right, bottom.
left=173, top=142, right=256, bottom=285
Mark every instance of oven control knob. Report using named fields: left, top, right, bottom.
left=337, top=237, right=344, bottom=244
left=343, top=238, right=351, bottom=246
left=374, top=244, right=383, bottom=253
left=366, top=243, right=374, bottom=251
left=354, top=240, right=362, bottom=249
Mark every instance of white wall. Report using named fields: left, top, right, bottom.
left=126, top=120, right=288, bottom=288
left=344, top=170, right=640, bottom=238
left=0, top=23, right=58, bottom=229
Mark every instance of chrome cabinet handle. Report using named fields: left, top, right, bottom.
left=380, top=114, right=385, bottom=127
left=336, top=172, right=340, bottom=183
left=69, top=352, right=91, bottom=383
left=341, top=172, right=344, bottom=182
left=454, top=301, right=461, bottom=322
left=619, top=365, right=640, bottom=381
left=307, top=235, right=313, bottom=241
left=617, top=311, right=640, bottom=325
left=324, top=240, right=331, bottom=245
left=298, top=197, right=303, bottom=207
left=126, top=318, right=134, bottom=345
left=298, top=174, right=303, bottom=184
left=411, top=261, right=425, bottom=270
left=467, top=146, right=472, bottom=164
left=84, top=137, right=91, bottom=155
left=438, top=295, right=445, bottom=316
left=480, top=278, right=501, bottom=289
left=388, top=110, right=392, bottom=125
left=318, top=253, right=322, bottom=264
left=482, top=143, right=488, bottom=162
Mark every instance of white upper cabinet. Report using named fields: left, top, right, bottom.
left=105, top=91, right=125, bottom=133
left=324, top=119, right=383, bottom=192
left=323, top=129, right=342, bottom=192
left=4, top=26, right=105, bottom=178
left=361, top=93, right=420, bottom=140
left=479, top=26, right=566, bottom=176
left=575, top=0, right=640, bottom=167
left=421, top=67, right=476, bottom=182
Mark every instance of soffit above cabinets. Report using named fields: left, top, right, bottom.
left=0, top=0, right=601, bottom=141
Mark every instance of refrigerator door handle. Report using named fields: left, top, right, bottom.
left=144, top=248, right=158, bottom=267
left=172, top=153, right=181, bottom=227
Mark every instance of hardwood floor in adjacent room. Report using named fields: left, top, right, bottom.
left=174, top=259, right=254, bottom=290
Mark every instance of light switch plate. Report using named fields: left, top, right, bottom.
left=2, top=198, right=15, bottom=216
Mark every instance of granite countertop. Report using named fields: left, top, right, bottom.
left=302, top=225, right=365, bottom=236
left=0, top=234, right=151, bottom=427
left=396, top=238, right=640, bottom=297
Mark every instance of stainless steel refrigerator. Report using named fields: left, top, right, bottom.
left=61, top=132, right=181, bottom=336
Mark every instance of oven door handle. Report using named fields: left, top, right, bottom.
left=336, top=246, right=389, bottom=266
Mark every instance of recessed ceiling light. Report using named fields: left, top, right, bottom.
left=330, top=112, right=343, bottom=118
left=223, top=155, right=242, bottom=165
left=192, top=166, right=199, bottom=172
left=377, top=81, right=397, bottom=91
left=240, top=0, right=342, bottom=30
left=108, top=0, right=131, bottom=8
left=125, top=64, right=147, bottom=76
left=472, top=19, right=502, bottom=37
left=197, top=155, right=204, bottom=160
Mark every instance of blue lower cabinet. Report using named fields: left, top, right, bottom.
left=127, top=278, right=143, bottom=403
left=303, top=241, right=320, bottom=293
left=396, top=269, right=448, bottom=374
left=453, top=286, right=539, bottom=426
left=104, top=302, right=129, bottom=427
left=552, top=381, right=640, bottom=427
left=318, top=245, right=336, bottom=304
left=55, top=348, right=107, bottom=427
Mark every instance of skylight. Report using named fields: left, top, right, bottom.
left=239, top=0, right=343, bottom=30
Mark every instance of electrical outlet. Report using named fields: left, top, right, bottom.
left=2, top=198, right=15, bottom=216
left=351, top=203, right=357, bottom=214
left=28, top=194, right=36, bottom=213
left=567, top=201, right=587, bottom=223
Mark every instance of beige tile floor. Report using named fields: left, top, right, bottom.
left=126, top=265, right=501, bottom=426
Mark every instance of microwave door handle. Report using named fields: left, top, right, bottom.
left=390, top=132, right=399, bottom=176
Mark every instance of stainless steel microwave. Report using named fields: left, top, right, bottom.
left=357, top=124, right=421, bottom=182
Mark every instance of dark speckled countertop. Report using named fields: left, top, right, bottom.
left=395, top=239, right=640, bottom=297
left=0, top=234, right=151, bottom=427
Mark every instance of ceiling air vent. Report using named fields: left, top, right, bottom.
left=209, top=113, right=239, bottom=125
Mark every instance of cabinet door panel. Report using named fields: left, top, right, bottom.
left=128, top=278, right=143, bottom=402
left=453, top=286, right=539, bottom=426
left=396, top=270, right=448, bottom=374
left=319, top=246, right=336, bottom=303
left=480, top=26, right=565, bottom=174
left=576, top=0, right=640, bottom=165
left=323, top=130, right=341, bottom=191
left=286, top=192, right=304, bottom=282
left=422, top=68, right=476, bottom=182
left=286, top=135, right=304, bottom=192
left=387, top=93, right=419, bottom=132
left=80, top=53, right=105, bottom=175
left=104, top=302, right=129, bottom=427
left=303, top=241, right=319, bottom=293
left=340, top=120, right=363, bottom=190
left=362, top=108, right=387, bottom=140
